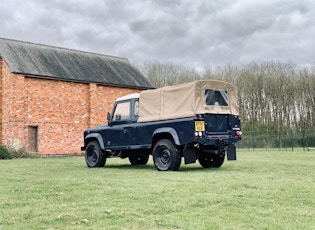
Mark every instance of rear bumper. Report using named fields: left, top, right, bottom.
left=196, top=135, right=240, bottom=146
left=206, top=134, right=230, bottom=139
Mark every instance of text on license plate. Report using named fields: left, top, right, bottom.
left=195, top=121, right=205, bottom=131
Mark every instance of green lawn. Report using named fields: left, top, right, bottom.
left=0, top=150, right=314, bottom=230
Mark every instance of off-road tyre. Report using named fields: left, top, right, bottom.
left=152, top=139, right=182, bottom=171
left=199, top=152, right=225, bottom=168
left=129, top=154, right=149, bottom=165
left=85, top=141, right=106, bottom=167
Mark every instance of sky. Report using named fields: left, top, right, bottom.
left=1, top=0, right=315, bottom=71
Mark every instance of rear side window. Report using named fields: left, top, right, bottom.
left=205, top=89, right=228, bottom=106
left=134, top=100, right=139, bottom=116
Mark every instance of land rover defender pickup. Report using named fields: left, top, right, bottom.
left=81, top=80, right=242, bottom=171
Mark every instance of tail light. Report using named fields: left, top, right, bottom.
left=236, top=131, right=242, bottom=137
left=194, top=114, right=205, bottom=139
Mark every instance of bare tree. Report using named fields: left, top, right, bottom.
left=139, top=61, right=315, bottom=133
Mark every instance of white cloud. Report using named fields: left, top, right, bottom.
left=0, top=0, right=315, bottom=70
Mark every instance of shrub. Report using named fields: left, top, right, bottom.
left=0, top=145, right=13, bottom=159
left=8, top=147, right=40, bottom=159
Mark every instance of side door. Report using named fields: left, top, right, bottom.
left=107, top=100, right=133, bottom=148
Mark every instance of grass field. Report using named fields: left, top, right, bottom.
left=0, top=150, right=314, bottom=230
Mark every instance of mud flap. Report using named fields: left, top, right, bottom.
left=183, top=146, right=197, bottom=164
left=227, top=144, right=236, bottom=160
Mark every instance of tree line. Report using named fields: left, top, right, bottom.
left=138, top=61, right=315, bottom=133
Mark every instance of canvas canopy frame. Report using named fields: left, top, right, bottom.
left=138, top=80, right=239, bottom=122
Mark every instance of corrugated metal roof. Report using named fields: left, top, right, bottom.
left=0, top=38, right=154, bottom=89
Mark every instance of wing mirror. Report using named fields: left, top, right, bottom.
left=107, top=112, right=112, bottom=126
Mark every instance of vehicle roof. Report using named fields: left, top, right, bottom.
left=116, top=93, right=140, bottom=102
left=138, top=80, right=239, bottom=122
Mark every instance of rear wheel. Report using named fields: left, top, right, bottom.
left=153, top=139, right=182, bottom=171
left=199, top=152, right=225, bottom=168
left=85, top=141, right=106, bottom=167
left=129, top=154, right=149, bottom=165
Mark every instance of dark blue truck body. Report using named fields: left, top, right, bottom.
left=82, top=80, right=242, bottom=171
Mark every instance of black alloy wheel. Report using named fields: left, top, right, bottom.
left=199, top=152, right=225, bottom=168
left=129, top=154, right=149, bottom=165
left=85, top=141, right=106, bottom=167
left=152, top=139, right=181, bottom=171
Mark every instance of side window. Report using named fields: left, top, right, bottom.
left=134, top=100, right=139, bottom=116
left=112, top=101, right=131, bottom=121
left=205, top=89, right=229, bottom=106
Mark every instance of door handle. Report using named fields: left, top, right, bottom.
left=123, top=129, right=128, bottom=134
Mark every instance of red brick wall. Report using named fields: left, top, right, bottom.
left=0, top=60, right=141, bottom=154
left=0, top=58, right=2, bottom=143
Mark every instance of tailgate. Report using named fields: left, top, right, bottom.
left=204, top=114, right=241, bottom=140
left=205, top=114, right=230, bottom=133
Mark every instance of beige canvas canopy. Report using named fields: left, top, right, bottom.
left=138, top=80, right=239, bottom=122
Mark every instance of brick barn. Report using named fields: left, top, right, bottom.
left=0, top=38, right=153, bottom=154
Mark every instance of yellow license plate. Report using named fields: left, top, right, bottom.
left=195, top=121, right=205, bottom=131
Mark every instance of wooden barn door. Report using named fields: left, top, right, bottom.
left=28, top=126, right=38, bottom=152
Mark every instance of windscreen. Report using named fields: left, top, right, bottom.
left=205, top=89, right=228, bottom=106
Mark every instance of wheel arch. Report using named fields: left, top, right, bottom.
left=85, top=133, right=105, bottom=150
left=152, top=127, right=180, bottom=147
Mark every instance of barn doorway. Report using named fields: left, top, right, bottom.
left=28, top=126, right=38, bottom=152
